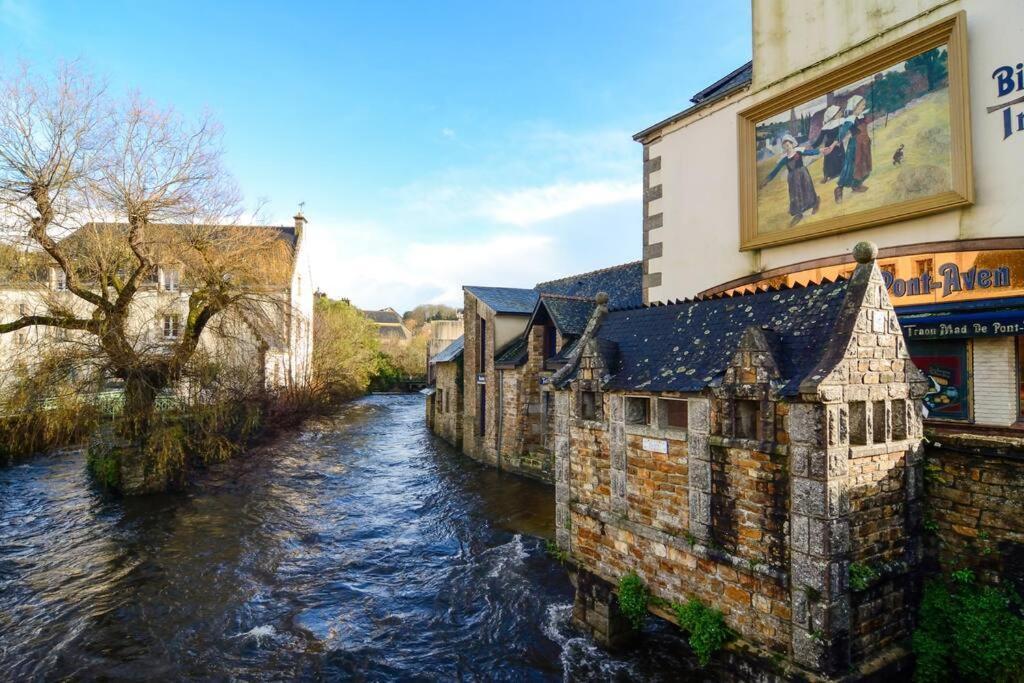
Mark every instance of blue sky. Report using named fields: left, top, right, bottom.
left=0, top=0, right=751, bottom=312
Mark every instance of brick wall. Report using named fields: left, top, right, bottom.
left=972, top=337, right=1017, bottom=426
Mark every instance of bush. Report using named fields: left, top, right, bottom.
left=617, top=572, right=650, bottom=630
left=673, top=598, right=731, bottom=667
left=912, top=570, right=1024, bottom=682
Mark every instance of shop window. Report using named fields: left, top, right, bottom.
left=580, top=391, right=598, bottom=421
left=625, top=396, right=650, bottom=425
left=873, top=400, right=888, bottom=443
left=735, top=400, right=761, bottom=440
left=892, top=399, right=908, bottom=440
left=659, top=398, right=688, bottom=430
left=850, top=402, right=868, bottom=445
left=908, top=340, right=970, bottom=421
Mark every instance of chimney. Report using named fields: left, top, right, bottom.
left=294, top=212, right=307, bottom=241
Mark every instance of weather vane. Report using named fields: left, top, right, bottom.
left=298, top=201, right=306, bottom=214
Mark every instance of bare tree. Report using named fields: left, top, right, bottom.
left=0, top=65, right=293, bottom=492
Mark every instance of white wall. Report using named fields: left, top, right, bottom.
left=645, top=0, right=1024, bottom=302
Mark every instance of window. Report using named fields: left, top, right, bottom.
left=479, top=317, right=487, bottom=369
left=53, top=270, right=67, bottom=292
left=735, top=400, right=761, bottom=439
left=580, top=391, right=598, bottom=421
left=879, top=263, right=897, bottom=278
left=163, top=314, right=181, bottom=339
left=625, top=396, right=651, bottom=426
left=872, top=400, right=887, bottom=443
left=659, top=398, right=688, bottom=430
left=908, top=340, right=970, bottom=421
left=892, top=399, right=908, bottom=440
left=161, top=267, right=180, bottom=292
left=544, top=325, right=558, bottom=359
left=18, top=303, right=27, bottom=316
left=915, top=258, right=934, bottom=278
left=850, top=401, right=868, bottom=445
left=542, top=392, right=552, bottom=447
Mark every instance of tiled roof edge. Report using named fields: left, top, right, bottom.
left=535, top=260, right=642, bottom=289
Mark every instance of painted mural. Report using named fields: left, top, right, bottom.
left=755, top=44, right=952, bottom=235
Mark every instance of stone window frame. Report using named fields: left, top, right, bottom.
left=624, top=394, right=652, bottom=427
left=573, top=380, right=605, bottom=429
left=715, top=393, right=777, bottom=450
left=839, top=397, right=921, bottom=459
left=622, top=393, right=691, bottom=441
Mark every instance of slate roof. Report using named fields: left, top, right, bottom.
left=430, top=335, right=464, bottom=364
left=464, top=286, right=539, bottom=315
left=541, top=295, right=596, bottom=336
left=536, top=261, right=643, bottom=310
left=363, top=308, right=404, bottom=324
left=690, top=61, right=753, bottom=104
left=591, top=278, right=850, bottom=396
left=494, top=335, right=528, bottom=366
left=634, top=61, right=753, bottom=141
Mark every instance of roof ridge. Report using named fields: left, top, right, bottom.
left=540, top=293, right=596, bottom=302
left=535, top=260, right=642, bottom=288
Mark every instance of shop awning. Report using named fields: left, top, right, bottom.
left=897, top=297, right=1024, bottom=340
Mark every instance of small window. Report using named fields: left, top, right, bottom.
left=53, top=270, right=67, bottom=292
left=892, top=399, right=908, bottom=440
left=580, top=391, right=598, bottom=421
left=161, top=267, right=180, bottom=292
left=544, top=325, right=558, bottom=359
left=625, top=396, right=651, bottom=425
left=879, top=263, right=896, bottom=278
left=660, top=398, right=688, bottom=430
left=163, top=314, right=181, bottom=339
left=735, top=400, right=761, bottom=439
left=872, top=400, right=887, bottom=443
left=850, top=401, right=868, bottom=445
left=915, top=259, right=933, bottom=278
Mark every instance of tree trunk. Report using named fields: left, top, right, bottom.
left=115, top=373, right=168, bottom=495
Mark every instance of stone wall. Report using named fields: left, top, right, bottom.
left=461, top=293, right=498, bottom=467
left=557, top=261, right=929, bottom=677
left=432, top=360, right=463, bottom=448
left=924, top=439, right=1024, bottom=592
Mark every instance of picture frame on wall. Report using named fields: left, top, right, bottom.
left=737, top=11, right=973, bottom=251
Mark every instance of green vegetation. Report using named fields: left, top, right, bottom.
left=849, top=562, right=880, bottom=592
left=673, top=599, right=731, bottom=667
left=617, top=572, right=650, bottom=630
left=312, top=296, right=382, bottom=401
left=912, top=569, right=1024, bottom=683
left=544, top=539, right=568, bottom=563
left=617, top=572, right=731, bottom=667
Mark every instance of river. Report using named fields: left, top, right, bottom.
left=0, top=394, right=703, bottom=681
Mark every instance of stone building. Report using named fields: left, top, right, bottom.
left=630, top=0, right=1024, bottom=621
left=426, top=335, right=464, bottom=448
left=426, top=318, right=464, bottom=384
left=551, top=246, right=930, bottom=676
left=458, top=262, right=642, bottom=482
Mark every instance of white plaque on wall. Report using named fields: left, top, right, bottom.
left=642, top=437, right=668, bottom=454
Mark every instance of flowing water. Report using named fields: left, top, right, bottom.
left=0, top=394, right=702, bottom=681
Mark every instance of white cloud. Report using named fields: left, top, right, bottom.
left=304, top=220, right=559, bottom=311
left=440, top=127, right=456, bottom=139
left=481, top=179, right=639, bottom=227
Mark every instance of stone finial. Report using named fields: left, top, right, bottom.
left=852, top=241, right=878, bottom=264
left=595, top=291, right=609, bottom=305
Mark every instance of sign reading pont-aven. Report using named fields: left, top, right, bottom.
left=721, top=249, right=1024, bottom=340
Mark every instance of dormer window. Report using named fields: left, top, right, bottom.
left=163, top=314, right=181, bottom=339
left=544, top=325, right=557, bottom=359
left=161, top=267, right=180, bottom=292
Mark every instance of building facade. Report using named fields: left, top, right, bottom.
left=457, top=263, right=643, bottom=482
left=0, top=214, right=314, bottom=394
left=553, top=251, right=929, bottom=676
left=637, top=0, right=1024, bottom=440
